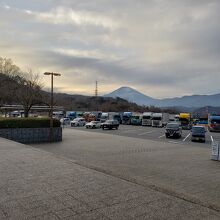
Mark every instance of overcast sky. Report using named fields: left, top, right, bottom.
left=0, top=0, right=220, bottom=98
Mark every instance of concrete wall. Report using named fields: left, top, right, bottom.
left=0, top=127, right=62, bottom=143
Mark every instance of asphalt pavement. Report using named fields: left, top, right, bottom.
left=66, top=124, right=220, bottom=148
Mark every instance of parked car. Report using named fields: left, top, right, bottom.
left=60, top=117, right=71, bottom=125
left=165, top=122, right=182, bottom=138
left=102, top=120, right=119, bottom=130
left=70, top=118, right=86, bottom=127
left=86, top=121, right=101, bottom=129
left=191, top=126, right=206, bottom=142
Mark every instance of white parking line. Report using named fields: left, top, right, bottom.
left=138, top=130, right=156, bottom=136
left=158, top=134, right=165, bottom=139
left=210, top=135, right=214, bottom=142
left=183, top=133, right=191, bottom=142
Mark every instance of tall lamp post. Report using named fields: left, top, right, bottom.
left=44, top=72, right=61, bottom=142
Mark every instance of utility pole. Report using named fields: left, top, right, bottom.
left=95, top=81, right=98, bottom=97
left=44, top=72, right=61, bottom=142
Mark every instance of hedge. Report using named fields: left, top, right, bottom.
left=0, top=118, right=61, bottom=129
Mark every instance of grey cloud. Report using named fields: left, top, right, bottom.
left=0, top=0, right=220, bottom=98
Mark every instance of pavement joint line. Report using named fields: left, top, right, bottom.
left=138, top=130, right=156, bottom=136
left=183, top=133, right=191, bottom=142
left=158, top=134, right=165, bottom=139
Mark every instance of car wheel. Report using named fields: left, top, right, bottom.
left=165, top=134, right=169, bottom=138
left=93, top=126, right=95, bottom=129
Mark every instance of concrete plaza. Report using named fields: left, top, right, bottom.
left=0, top=129, right=220, bottom=219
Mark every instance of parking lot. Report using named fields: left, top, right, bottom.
left=67, top=124, right=220, bottom=148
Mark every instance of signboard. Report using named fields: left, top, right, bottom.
left=211, top=141, right=219, bottom=161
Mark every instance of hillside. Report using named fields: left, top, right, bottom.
left=1, top=73, right=177, bottom=113
left=54, top=94, right=151, bottom=112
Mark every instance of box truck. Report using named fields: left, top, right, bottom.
left=152, top=113, right=169, bottom=127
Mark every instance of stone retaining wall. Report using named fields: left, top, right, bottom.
left=0, top=127, right=62, bottom=143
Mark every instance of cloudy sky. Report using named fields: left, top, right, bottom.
left=0, top=0, right=220, bottom=98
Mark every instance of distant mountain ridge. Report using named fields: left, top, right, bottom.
left=104, top=87, right=220, bottom=108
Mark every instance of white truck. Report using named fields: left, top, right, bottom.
left=142, top=112, right=153, bottom=126
left=152, top=113, right=169, bottom=127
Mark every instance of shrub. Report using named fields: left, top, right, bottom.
left=0, top=117, right=61, bottom=129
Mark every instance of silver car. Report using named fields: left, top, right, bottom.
left=86, top=121, right=101, bottom=129
left=70, top=118, right=86, bottom=127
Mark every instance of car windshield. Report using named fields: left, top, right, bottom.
left=114, top=115, right=120, bottom=118
left=123, top=115, right=130, bottom=119
left=91, top=121, right=98, bottom=124
left=143, top=116, right=151, bottom=119
left=105, top=120, right=113, bottom=123
left=166, top=123, right=179, bottom=129
left=179, top=118, right=189, bottom=122
left=132, top=116, right=140, bottom=119
left=192, top=127, right=205, bottom=133
left=153, top=117, right=161, bottom=120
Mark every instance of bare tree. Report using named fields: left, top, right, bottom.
left=0, top=57, right=20, bottom=77
left=0, top=57, right=22, bottom=105
left=15, top=70, right=44, bottom=117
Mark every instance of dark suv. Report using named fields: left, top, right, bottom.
left=191, top=126, right=206, bottom=142
left=102, top=120, right=119, bottom=130
left=165, top=122, right=182, bottom=138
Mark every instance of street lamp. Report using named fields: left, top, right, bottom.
left=44, top=72, right=61, bottom=142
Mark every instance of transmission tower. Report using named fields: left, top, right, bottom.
left=95, top=81, right=98, bottom=97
